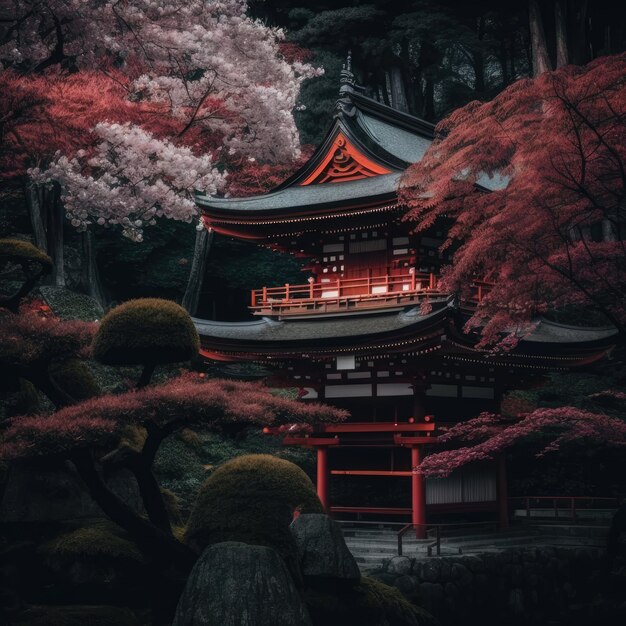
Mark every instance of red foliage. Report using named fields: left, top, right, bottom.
left=419, top=407, right=626, bottom=477
left=400, top=54, right=626, bottom=344
left=0, top=374, right=347, bottom=460
left=0, top=309, right=96, bottom=369
left=0, top=69, right=222, bottom=179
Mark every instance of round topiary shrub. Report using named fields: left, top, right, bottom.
left=0, top=238, right=52, bottom=311
left=92, top=298, right=199, bottom=387
left=185, top=454, right=323, bottom=576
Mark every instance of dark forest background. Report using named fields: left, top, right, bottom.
left=2, top=0, right=626, bottom=319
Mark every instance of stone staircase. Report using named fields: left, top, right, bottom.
left=341, top=523, right=609, bottom=572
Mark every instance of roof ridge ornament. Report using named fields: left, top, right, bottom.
left=335, top=50, right=357, bottom=119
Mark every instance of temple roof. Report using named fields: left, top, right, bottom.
left=196, top=172, right=402, bottom=215
left=194, top=303, right=618, bottom=366
left=196, top=67, right=435, bottom=219
left=194, top=301, right=449, bottom=343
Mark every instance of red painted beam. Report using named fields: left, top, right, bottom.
left=394, top=435, right=439, bottom=445
left=320, top=422, right=435, bottom=434
left=330, top=506, right=412, bottom=515
left=330, top=470, right=413, bottom=477
left=282, top=436, right=340, bottom=447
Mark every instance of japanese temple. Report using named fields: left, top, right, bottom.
left=193, top=60, right=618, bottom=535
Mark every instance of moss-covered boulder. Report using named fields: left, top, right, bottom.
left=92, top=298, right=199, bottom=386
left=304, top=575, right=433, bottom=626
left=184, top=454, right=323, bottom=578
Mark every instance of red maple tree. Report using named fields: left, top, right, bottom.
left=399, top=53, right=626, bottom=346
left=0, top=308, right=346, bottom=571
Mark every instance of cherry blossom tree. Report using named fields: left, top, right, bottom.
left=1, top=1, right=320, bottom=307
left=399, top=54, right=626, bottom=346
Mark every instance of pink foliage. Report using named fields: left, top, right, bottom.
left=420, top=407, right=626, bottom=477
left=0, top=374, right=347, bottom=460
left=0, top=310, right=96, bottom=369
left=400, top=54, right=626, bottom=343
left=1, top=1, right=322, bottom=240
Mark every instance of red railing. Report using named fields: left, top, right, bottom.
left=251, top=271, right=438, bottom=310
left=250, top=273, right=493, bottom=314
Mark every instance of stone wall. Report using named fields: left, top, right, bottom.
left=376, top=546, right=606, bottom=626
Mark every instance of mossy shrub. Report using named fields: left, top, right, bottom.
left=92, top=298, right=199, bottom=366
left=304, top=576, right=433, bottom=626
left=13, top=605, right=142, bottom=626
left=49, top=358, right=100, bottom=400
left=40, top=522, right=143, bottom=562
left=184, top=454, right=323, bottom=561
left=0, top=238, right=52, bottom=268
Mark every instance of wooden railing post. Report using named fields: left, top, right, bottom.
left=285, top=283, right=290, bottom=301
left=262, top=286, right=267, bottom=304
left=251, top=290, right=256, bottom=307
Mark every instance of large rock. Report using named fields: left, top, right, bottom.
left=173, top=542, right=312, bottom=626
left=290, top=514, right=360, bottom=583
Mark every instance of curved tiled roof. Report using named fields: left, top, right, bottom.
left=193, top=302, right=449, bottom=342
left=196, top=172, right=402, bottom=213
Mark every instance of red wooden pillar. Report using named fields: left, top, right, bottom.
left=411, top=446, right=426, bottom=538
left=497, top=453, right=509, bottom=529
left=316, top=446, right=330, bottom=513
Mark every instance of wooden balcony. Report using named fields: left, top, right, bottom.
left=250, top=272, right=441, bottom=317
left=250, top=272, right=492, bottom=317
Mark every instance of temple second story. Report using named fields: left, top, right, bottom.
left=196, top=60, right=498, bottom=320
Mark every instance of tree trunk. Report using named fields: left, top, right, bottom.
left=80, top=230, right=106, bottom=310
left=71, top=449, right=195, bottom=570
left=570, top=0, right=590, bottom=64
left=388, top=65, right=409, bottom=113
left=25, top=182, right=47, bottom=252
left=137, top=362, right=156, bottom=389
left=529, top=0, right=552, bottom=76
left=473, top=16, right=486, bottom=93
left=46, top=183, right=65, bottom=287
left=182, top=227, right=213, bottom=316
left=499, top=39, right=510, bottom=86
left=423, top=76, right=435, bottom=122
left=555, top=0, right=569, bottom=67
left=130, top=458, right=172, bottom=534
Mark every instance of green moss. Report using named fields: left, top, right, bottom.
left=305, top=576, right=434, bottom=626
left=184, top=454, right=323, bottom=568
left=0, top=238, right=52, bottom=267
left=49, top=358, right=101, bottom=400
left=13, top=605, right=143, bottom=626
left=92, top=298, right=199, bottom=366
left=40, top=522, right=143, bottom=562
